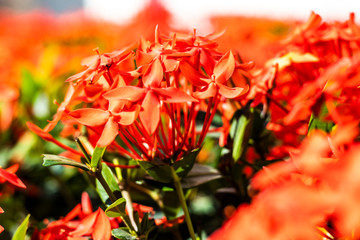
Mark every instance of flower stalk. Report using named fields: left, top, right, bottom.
left=170, top=165, right=196, bottom=240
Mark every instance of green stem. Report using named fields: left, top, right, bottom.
left=95, top=171, right=136, bottom=234
left=170, top=166, right=196, bottom=240
left=112, top=159, right=138, bottom=232
left=121, top=188, right=139, bottom=232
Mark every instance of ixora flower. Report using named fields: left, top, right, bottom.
left=29, top=27, right=251, bottom=162
left=33, top=192, right=113, bottom=240
left=0, top=164, right=26, bottom=234
left=26, top=26, right=251, bottom=240
left=209, top=12, right=360, bottom=240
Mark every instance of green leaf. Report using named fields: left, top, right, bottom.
left=232, top=108, right=254, bottom=162
left=112, top=228, right=137, bottom=240
left=137, top=161, right=173, bottom=183
left=138, top=149, right=200, bottom=184
left=181, top=163, right=222, bottom=189
left=105, top=198, right=126, bottom=218
left=12, top=214, right=30, bottom=240
left=95, top=163, right=122, bottom=205
left=173, top=148, right=199, bottom=178
left=91, top=146, right=106, bottom=169
left=308, top=113, right=334, bottom=134
left=43, top=154, right=90, bottom=171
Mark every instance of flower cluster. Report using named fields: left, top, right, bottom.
left=37, top=27, right=252, bottom=163
left=211, top=12, right=360, bottom=239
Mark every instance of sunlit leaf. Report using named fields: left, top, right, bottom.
left=112, top=228, right=137, bottom=240
left=95, top=163, right=122, bottom=205
left=105, top=198, right=126, bottom=218
left=12, top=214, right=30, bottom=240
left=173, top=148, right=200, bottom=179
left=91, top=146, right=106, bottom=169
left=308, top=113, right=334, bottom=134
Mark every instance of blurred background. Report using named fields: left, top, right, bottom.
left=1, top=0, right=359, bottom=31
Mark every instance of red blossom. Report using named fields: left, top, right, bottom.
left=0, top=164, right=26, bottom=189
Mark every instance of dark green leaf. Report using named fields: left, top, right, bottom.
left=137, top=161, right=173, bottom=183
left=181, top=164, right=222, bottom=189
left=12, top=214, right=30, bottom=240
left=173, top=148, right=199, bottom=178
left=138, top=149, right=200, bottom=184
left=112, top=228, right=137, bottom=240
left=105, top=198, right=126, bottom=218
left=91, top=146, right=106, bottom=169
left=43, top=154, right=90, bottom=171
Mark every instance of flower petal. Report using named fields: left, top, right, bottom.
left=108, top=99, right=126, bottom=113
left=71, top=211, right=99, bottom=237
left=213, top=50, right=235, bottom=84
left=143, top=58, right=164, bottom=88
left=179, top=61, right=209, bottom=87
left=69, top=109, right=109, bottom=127
left=103, top=86, right=146, bottom=102
left=93, top=208, right=111, bottom=240
left=193, top=82, right=218, bottom=99
left=199, top=48, right=216, bottom=76
left=66, top=69, right=88, bottom=82
left=97, top=117, right=119, bottom=147
left=81, top=192, right=93, bottom=215
left=218, top=83, right=247, bottom=99
left=140, top=91, right=160, bottom=134
left=117, top=105, right=140, bottom=126
left=153, top=87, right=198, bottom=103
left=0, top=167, right=26, bottom=188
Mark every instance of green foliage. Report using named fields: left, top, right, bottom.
left=95, top=162, right=122, bottom=205
left=11, top=214, right=30, bottom=240
left=138, top=149, right=200, bottom=183
left=91, top=146, right=106, bottom=169
left=308, top=113, right=335, bottom=134
left=105, top=198, right=127, bottom=218
left=112, top=228, right=137, bottom=240
left=43, top=154, right=90, bottom=171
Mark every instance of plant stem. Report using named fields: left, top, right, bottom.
left=170, top=166, right=196, bottom=240
left=94, top=171, right=136, bottom=233
left=112, top=159, right=139, bottom=232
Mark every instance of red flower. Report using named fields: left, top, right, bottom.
left=181, top=51, right=247, bottom=99
left=35, top=192, right=112, bottom=240
left=103, top=58, right=197, bottom=134
left=69, top=103, right=140, bottom=147
left=0, top=164, right=26, bottom=189
left=0, top=164, right=26, bottom=234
